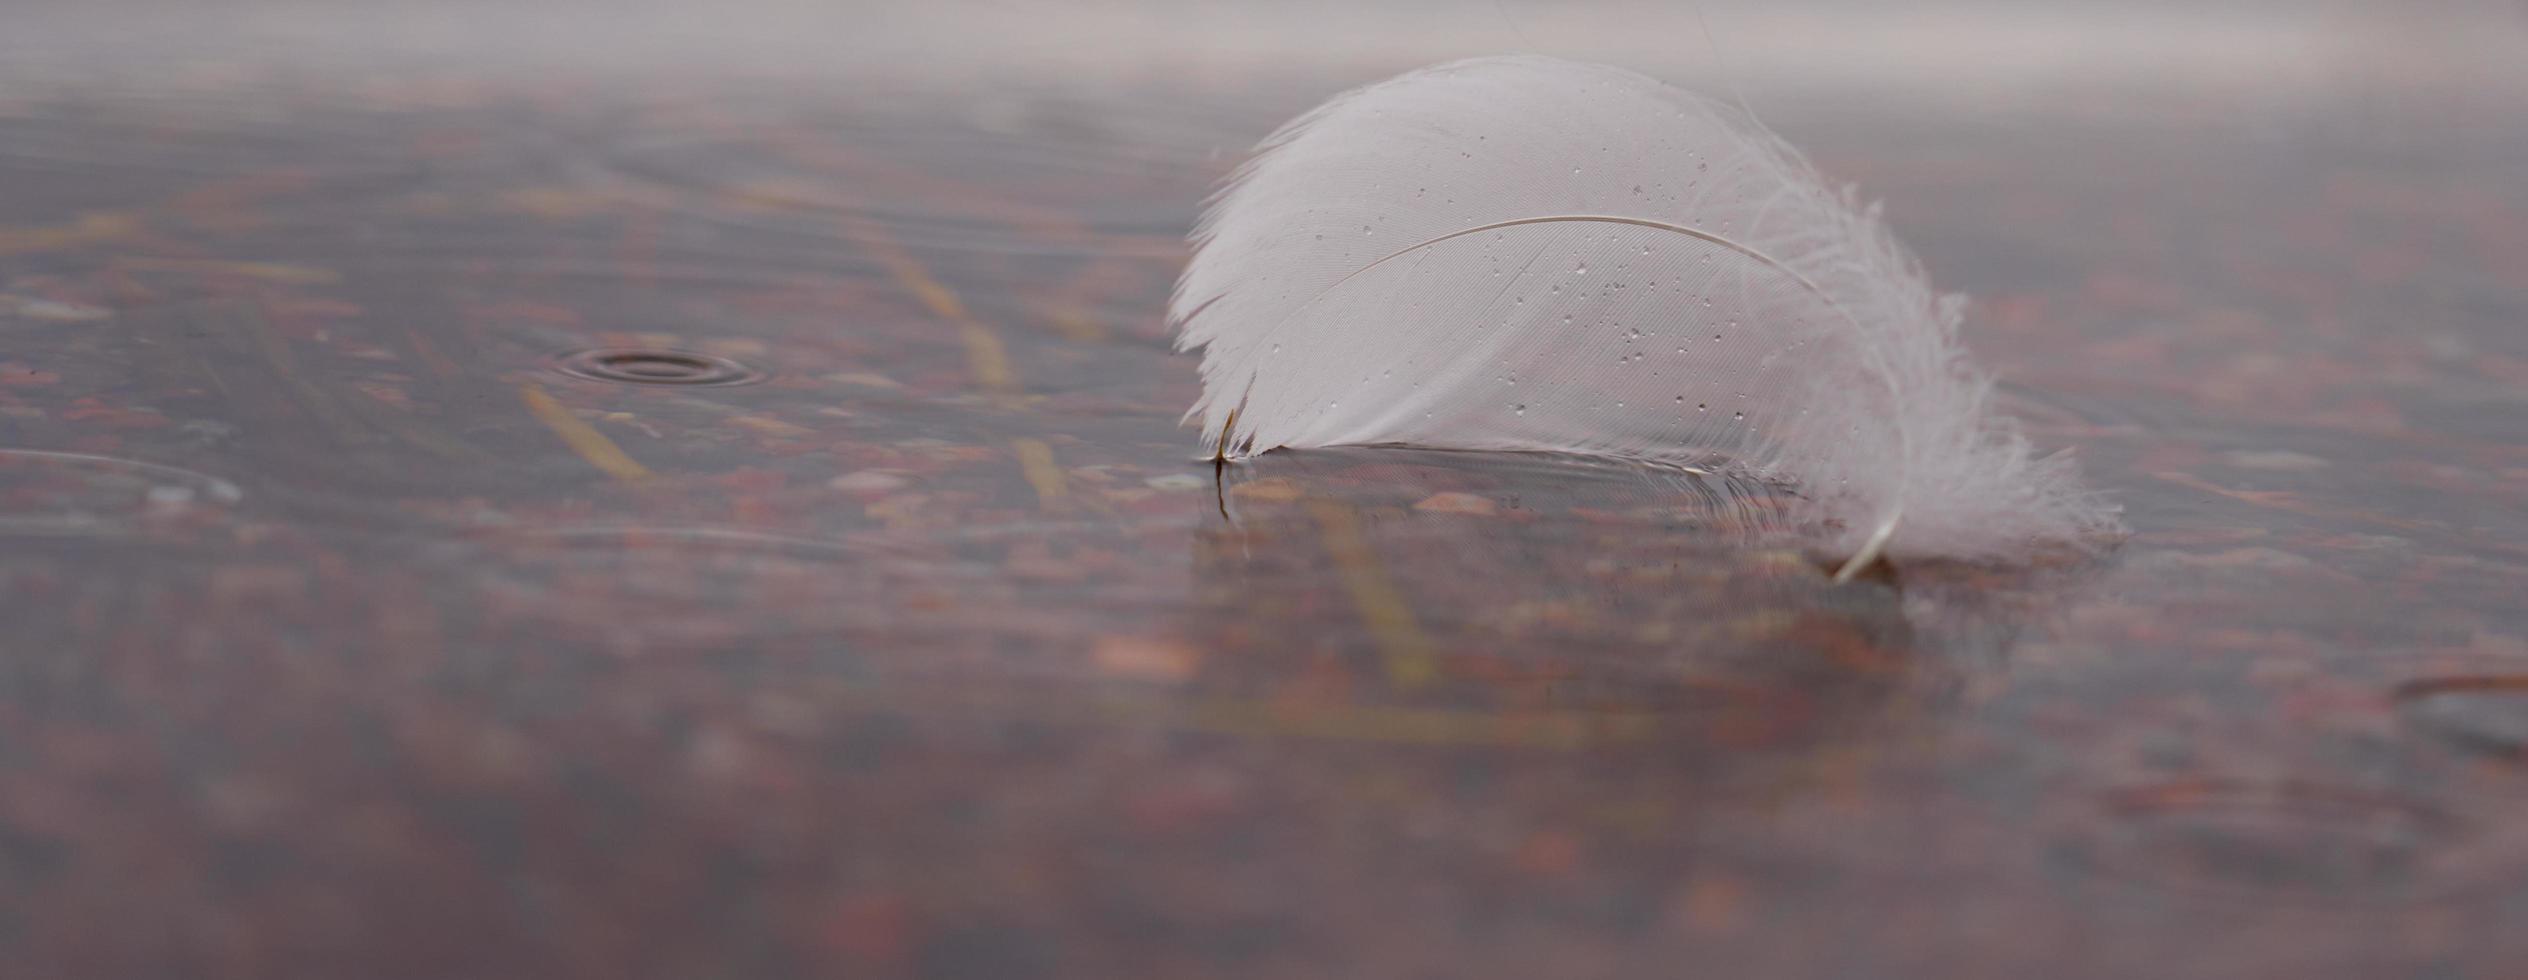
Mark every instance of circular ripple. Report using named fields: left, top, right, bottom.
left=2073, top=780, right=2473, bottom=905
left=2396, top=676, right=2528, bottom=756
left=553, top=348, right=764, bottom=387
left=0, top=449, right=244, bottom=535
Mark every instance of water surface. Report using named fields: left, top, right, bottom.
left=2, top=3, right=2525, bottom=977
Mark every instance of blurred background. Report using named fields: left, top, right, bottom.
left=1, top=2, right=2524, bottom=979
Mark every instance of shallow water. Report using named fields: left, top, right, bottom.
left=2, top=3, right=2526, bottom=977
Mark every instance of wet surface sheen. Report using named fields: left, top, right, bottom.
left=2, top=3, right=2526, bottom=978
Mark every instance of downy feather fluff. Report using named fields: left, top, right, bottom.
left=1170, top=55, right=2118, bottom=576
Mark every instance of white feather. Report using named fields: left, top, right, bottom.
left=1170, top=56, right=2119, bottom=575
